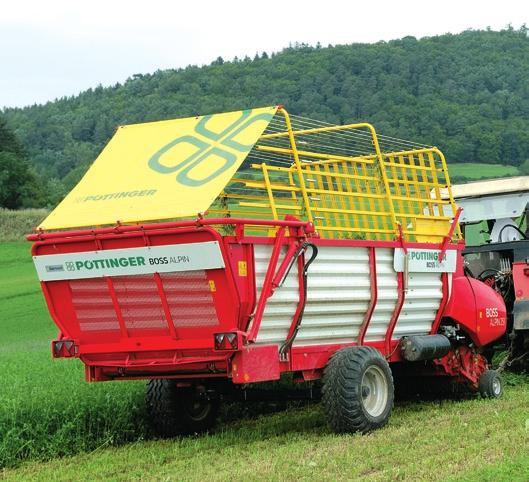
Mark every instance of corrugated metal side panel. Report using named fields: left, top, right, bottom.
left=364, top=248, right=398, bottom=342
left=254, top=245, right=371, bottom=346
left=392, top=272, right=442, bottom=338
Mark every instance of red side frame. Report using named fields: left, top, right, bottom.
left=29, top=217, right=469, bottom=383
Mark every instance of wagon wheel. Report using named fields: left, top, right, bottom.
left=322, top=346, right=394, bottom=433
left=146, top=380, right=220, bottom=437
left=478, top=370, right=503, bottom=398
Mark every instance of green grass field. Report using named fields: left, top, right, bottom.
left=447, top=162, right=519, bottom=181
left=1, top=242, right=529, bottom=480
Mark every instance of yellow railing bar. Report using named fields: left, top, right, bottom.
left=224, top=193, right=273, bottom=202
left=383, top=161, right=442, bottom=172
left=277, top=108, right=314, bottom=224
left=261, top=163, right=278, bottom=220
left=239, top=202, right=302, bottom=211
left=222, top=110, right=461, bottom=242
left=328, top=163, right=352, bottom=232
left=415, top=152, right=434, bottom=216
left=366, top=124, right=399, bottom=239
left=306, top=187, right=386, bottom=199
left=312, top=164, right=333, bottom=234
left=432, top=148, right=462, bottom=239
left=256, top=144, right=376, bottom=165
left=242, top=181, right=300, bottom=192
left=391, top=195, right=450, bottom=205
left=251, top=162, right=377, bottom=183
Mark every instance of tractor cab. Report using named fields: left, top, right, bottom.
left=446, top=177, right=529, bottom=368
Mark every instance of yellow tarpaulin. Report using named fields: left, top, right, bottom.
left=39, top=106, right=278, bottom=230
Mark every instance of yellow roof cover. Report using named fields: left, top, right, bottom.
left=40, top=106, right=278, bottom=230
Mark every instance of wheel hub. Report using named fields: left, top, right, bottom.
left=361, top=365, right=389, bottom=417
left=492, top=378, right=501, bottom=396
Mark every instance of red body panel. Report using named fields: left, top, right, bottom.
left=443, top=260, right=507, bottom=346
left=231, top=345, right=281, bottom=383
left=30, top=218, right=505, bottom=384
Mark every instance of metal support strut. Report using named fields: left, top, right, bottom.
left=279, top=243, right=318, bottom=360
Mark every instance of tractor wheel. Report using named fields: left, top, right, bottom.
left=478, top=370, right=503, bottom=398
left=322, top=346, right=394, bottom=433
left=146, top=380, right=220, bottom=437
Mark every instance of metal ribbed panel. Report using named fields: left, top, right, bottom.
left=160, top=271, right=218, bottom=327
left=254, top=245, right=371, bottom=346
left=70, top=278, right=120, bottom=332
left=392, top=272, right=442, bottom=338
left=254, top=244, right=446, bottom=346
left=112, top=275, right=167, bottom=330
left=71, top=270, right=218, bottom=333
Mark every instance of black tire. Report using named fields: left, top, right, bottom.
left=478, top=370, right=503, bottom=398
left=146, top=380, right=220, bottom=437
left=322, top=346, right=394, bottom=433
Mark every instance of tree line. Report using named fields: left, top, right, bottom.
left=1, top=27, right=529, bottom=209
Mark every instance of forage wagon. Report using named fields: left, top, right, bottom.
left=28, top=105, right=507, bottom=435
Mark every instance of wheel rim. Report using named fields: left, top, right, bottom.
left=361, top=365, right=389, bottom=417
left=184, top=397, right=212, bottom=421
left=492, top=377, right=502, bottom=396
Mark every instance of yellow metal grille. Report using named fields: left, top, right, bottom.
left=209, top=107, right=461, bottom=243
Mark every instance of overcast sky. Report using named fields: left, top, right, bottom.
left=1, top=0, right=527, bottom=109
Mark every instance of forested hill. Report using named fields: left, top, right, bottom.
left=3, top=27, right=529, bottom=205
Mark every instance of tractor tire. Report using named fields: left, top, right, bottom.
left=146, top=379, right=220, bottom=437
left=478, top=370, right=503, bottom=398
left=322, top=346, right=394, bottom=433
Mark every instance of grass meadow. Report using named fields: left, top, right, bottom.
left=1, top=176, right=529, bottom=479
left=446, top=162, right=519, bottom=180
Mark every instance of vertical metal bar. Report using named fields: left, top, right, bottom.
left=366, top=124, right=398, bottom=239
left=323, top=163, right=342, bottom=233
left=345, top=161, right=367, bottom=233
left=247, top=227, right=286, bottom=342
left=287, top=169, right=300, bottom=212
left=384, top=272, right=406, bottom=356
left=417, top=152, right=434, bottom=216
left=106, top=278, right=128, bottom=338
left=433, top=148, right=462, bottom=239
left=313, top=163, right=332, bottom=238
left=427, top=150, right=442, bottom=224
left=389, top=156, right=405, bottom=227
left=278, top=108, right=314, bottom=224
left=358, top=247, right=377, bottom=345
left=360, top=162, right=379, bottom=240
left=330, top=162, right=352, bottom=233
left=281, top=254, right=306, bottom=362
left=262, top=163, right=278, bottom=220
left=153, top=273, right=178, bottom=339
left=351, top=163, right=374, bottom=236
left=370, top=162, right=390, bottom=240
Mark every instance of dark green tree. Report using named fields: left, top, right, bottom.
left=0, top=117, right=46, bottom=208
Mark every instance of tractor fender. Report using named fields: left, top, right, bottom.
left=443, top=275, right=507, bottom=346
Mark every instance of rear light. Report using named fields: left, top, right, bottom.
left=214, top=331, right=245, bottom=351
left=52, top=340, right=78, bottom=358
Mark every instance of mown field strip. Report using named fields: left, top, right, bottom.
left=2, top=382, right=529, bottom=481
left=1, top=241, right=528, bottom=481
